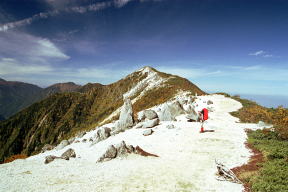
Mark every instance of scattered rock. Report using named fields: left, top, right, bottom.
left=56, top=140, right=69, bottom=150
left=158, top=101, right=185, bottom=121
left=74, top=140, right=80, bottom=143
left=143, top=129, right=153, bottom=136
left=207, top=100, right=213, bottom=105
left=61, top=148, right=76, bottom=160
left=143, top=110, right=158, bottom=120
left=97, top=145, right=117, bottom=162
left=134, top=146, right=159, bottom=157
left=116, top=99, right=134, bottom=132
left=41, top=144, right=55, bottom=153
left=116, top=141, right=134, bottom=157
left=92, top=127, right=112, bottom=145
left=89, top=137, right=93, bottom=142
left=44, top=148, right=76, bottom=164
left=97, top=141, right=158, bottom=163
left=82, top=139, right=87, bottom=143
left=142, top=118, right=159, bottom=128
left=44, top=155, right=58, bottom=164
left=166, top=124, right=175, bottom=129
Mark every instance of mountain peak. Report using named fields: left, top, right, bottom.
left=0, top=78, right=6, bottom=82
left=138, top=66, right=157, bottom=73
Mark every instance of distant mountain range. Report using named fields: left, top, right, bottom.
left=0, top=79, right=81, bottom=120
left=0, top=67, right=205, bottom=162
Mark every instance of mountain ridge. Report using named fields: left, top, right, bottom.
left=0, top=66, right=205, bottom=162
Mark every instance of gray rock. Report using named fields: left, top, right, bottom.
left=142, top=118, right=159, bottom=128
left=82, top=139, right=87, bottom=143
left=166, top=124, right=175, bottom=129
left=143, top=129, right=153, bottom=136
left=186, top=107, right=199, bottom=122
left=44, top=155, right=58, bottom=164
left=92, top=127, right=112, bottom=145
left=56, top=140, right=69, bottom=150
left=116, top=99, right=134, bottom=131
left=97, top=141, right=158, bottom=163
left=61, top=148, right=76, bottom=160
left=143, top=110, right=158, bottom=120
left=158, top=101, right=185, bottom=121
left=97, top=145, right=117, bottom=162
left=41, top=144, right=55, bottom=153
left=116, top=141, right=134, bottom=157
left=135, top=122, right=144, bottom=129
left=207, top=100, right=213, bottom=105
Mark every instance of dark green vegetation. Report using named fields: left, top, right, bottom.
left=0, top=80, right=81, bottom=119
left=229, top=94, right=288, bottom=192
left=0, top=67, right=204, bottom=163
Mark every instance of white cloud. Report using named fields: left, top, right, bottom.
left=249, top=50, right=265, bottom=56
left=0, top=31, right=70, bottom=61
left=249, top=50, right=274, bottom=58
left=33, top=39, right=70, bottom=59
left=0, top=0, right=161, bottom=32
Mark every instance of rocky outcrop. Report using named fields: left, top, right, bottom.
left=97, top=141, right=158, bottom=163
left=44, top=148, right=76, bottom=164
left=158, top=101, right=185, bottom=121
left=115, top=99, right=134, bottom=132
left=56, top=140, right=69, bottom=150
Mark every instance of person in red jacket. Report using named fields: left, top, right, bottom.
left=200, top=108, right=208, bottom=133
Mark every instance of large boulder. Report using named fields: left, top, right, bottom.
left=158, top=101, right=185, bottom=121
left=56, top=140, right=69, bottom=150
left=116, top=99, right=134, bottom=132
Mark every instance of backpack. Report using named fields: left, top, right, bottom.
left=202, top=108, right=208, bottom=121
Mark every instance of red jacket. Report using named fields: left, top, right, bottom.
left=202, top=108, right=208, bottom=121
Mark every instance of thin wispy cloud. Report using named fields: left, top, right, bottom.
left=0, top=0, right=159, bottom=32
left=249, top=50, right=274, bottom=58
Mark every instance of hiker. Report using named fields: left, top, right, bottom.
left=199, top=108, right=208, bottom=133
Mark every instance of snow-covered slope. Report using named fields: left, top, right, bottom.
left=0, top=94, right=266, bottom=192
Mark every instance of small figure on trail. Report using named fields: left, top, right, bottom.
left=199, top=108, right=208, bottom=133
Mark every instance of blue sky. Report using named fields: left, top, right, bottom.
left=0, top=0, right=288, bottom=97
